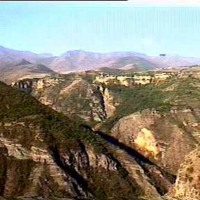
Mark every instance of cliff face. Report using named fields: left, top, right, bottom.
left=12, top=76, right=117, bottom=124
left=0, top=120, right=168, bottom=199
left=0, top=122, right=118, bottom=198
left=111, top=110, right=198, bottom=175
left=168, top=147, right=200, bottom=200
left=98, top=85, right=117, bottom=118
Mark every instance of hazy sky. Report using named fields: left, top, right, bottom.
left=0, top=2, right=200, bottom=57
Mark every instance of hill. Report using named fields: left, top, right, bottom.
left=0, top=46, right=56, bottom=83
left=0, top=59, right=56, bottom=84
left=148, top=55, right=200, bottom=69
left=0, top=45, right=41, bottom=66
left=0, top=81, right=162, bottom=199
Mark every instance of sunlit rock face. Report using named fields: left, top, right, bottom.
left=98, top=85, right=116, bottom=118
left=168, top=147, right=200, bottom=200
left=111, top=110, right=198, bottom=175
left=134, top=128, right=160, bottom=159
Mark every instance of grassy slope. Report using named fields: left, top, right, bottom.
left=100, top=76, right=200, bottom=132
left=0, top=81, right=106, bottom=151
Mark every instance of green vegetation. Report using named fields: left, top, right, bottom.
left=164, top=77, right=200, bottom=109
left=101, top=76, right=200, bottom=132
left=100, top=83, right=171, bottom=131
left=109, top=84, right=171, bottom=114
left=88, top=168, right=144, bottom=200
left=0, top=82, right=105, bottom=152
left=0, top=82, right=45, bottom=121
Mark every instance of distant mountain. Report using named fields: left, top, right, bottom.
left=0, top=45, right=40, bottom=66
left=105, top=56, right=158, bottom=71
left=1, top=45, right=200, bottom=77
left=47, top=50, right=200, bottom=73
left=0, top=59, right=56, bottom=84
left=148, top=55, right=200, bottom=68
left=16, top=58, right=32, bottom=66
left=47, top=50, right=156, bottom=73
left=0, top=46, right=56, bottom=83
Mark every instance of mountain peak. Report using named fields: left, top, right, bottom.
left=16, top=59, right=32, bottom=66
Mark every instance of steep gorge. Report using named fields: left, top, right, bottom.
left=0, top=81, right=148, bottom=200
left=9, top=75, right=200, bottom=199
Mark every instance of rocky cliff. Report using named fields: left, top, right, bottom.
left=11, top=75, right=117, bottom=124
left=0, top=121, right=124, bottom=199
left=0, top=81, right=153, bottom=200
left=110, top=109, right=199, bottom=176
left=168, top=146, right=200, bottom=200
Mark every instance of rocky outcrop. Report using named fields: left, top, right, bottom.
left=0, top=121, right=141, bottom=199
left=111, top=110, right=198, bottom=175
left=12, top=77, right=106, bottom=123
left=113, top=148, right=161, bottom=197
left=11, top=76, right=118, bottom=124
left=95, top=130, right=176, bottom=196
left=168, top=147, right=200, bottom=200
left=98, top=85, right=117, bottom=118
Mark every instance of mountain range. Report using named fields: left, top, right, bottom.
left=1, top=45, right=200, bottom=83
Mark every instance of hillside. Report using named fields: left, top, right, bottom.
left=0, top=81, right=166, bottom=199
left=11, top=74, right=107, bottom=125
left=104, top=56, right=157, bottom=71
left=148, top=55, right=200, bottom=69
left=0, top=59, right=56, bottom=84
left=0, top=46, right=42, bottom=66
left=95, top=74, right=200, bottom=197
left=11, top=71, right=200, bottom=196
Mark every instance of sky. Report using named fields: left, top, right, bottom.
left=0, top=1, right=200, bottom=57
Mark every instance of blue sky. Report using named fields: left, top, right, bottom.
left=0, top=2, right=200, bottom=57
